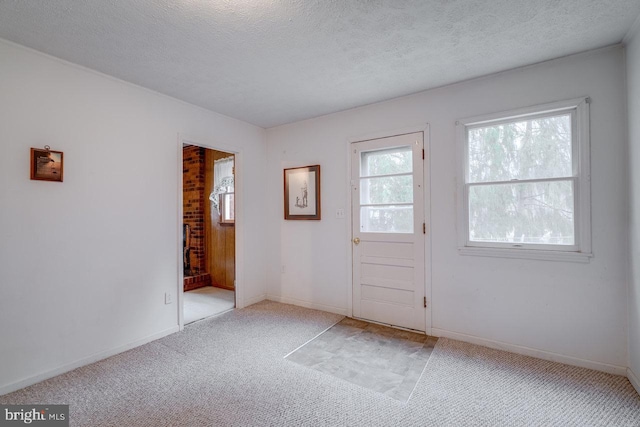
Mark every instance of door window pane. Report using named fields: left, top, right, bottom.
left=360, top=175, right=413, bottom=204
left=361, top=206, right=413, bottom=233
left=361, top=146, right=412, bottom=177
left=468, top=180, right=574, bottom=245
left=468, top=114, right=572, bottom=183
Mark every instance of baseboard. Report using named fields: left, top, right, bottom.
left=243, top=293, right=267, bottom=308
left=431, top=328, right=627, bottom=376
left=628, top=367, right=640, bottom=395
left=0, top=325, right=180, bottom=396
left=266, top=294, right=348, bottom=316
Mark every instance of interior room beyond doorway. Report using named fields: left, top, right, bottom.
left=182, top=144, right=236, bottom=324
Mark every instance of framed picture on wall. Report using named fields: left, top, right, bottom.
left=284, top=165, right=321, bottom=220
left=30, top=147, right=64, bottom=182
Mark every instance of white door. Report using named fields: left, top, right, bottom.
left=351, top=132, right=426, bottom=331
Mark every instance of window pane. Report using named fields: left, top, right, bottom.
left=469, top=180, right=574, bottom=245
left=468, top=114, right=572, bottom=183
left=361, top=146, right=412, bottom=177
left=224, top=193, right=234, bottom=221
left=360, top=175, right=413, bottom=205
left=361, top=206, right=413, bottom=233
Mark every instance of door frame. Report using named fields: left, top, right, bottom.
left=177, top=134, right=245, bottom=331
left=346, top=124, right=432, bottom=335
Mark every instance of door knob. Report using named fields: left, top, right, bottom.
left=353, top=237, right=360, bottom=245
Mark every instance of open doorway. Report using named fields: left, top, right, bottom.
left=182, top=144, right=236, bottom=324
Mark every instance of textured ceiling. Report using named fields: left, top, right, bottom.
left=0, top=1, right=639, bottom=128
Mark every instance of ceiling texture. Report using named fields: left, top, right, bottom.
left=0, top=0, right=639, bottom=128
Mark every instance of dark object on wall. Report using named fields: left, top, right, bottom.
left=30, top=146, right=63, bottom=182
left=183, top=223, right=192, bottom=276
left=284, top=165, right=321, bottom=220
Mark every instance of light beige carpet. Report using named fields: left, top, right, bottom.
left=1, top=301, right=638, bottom=426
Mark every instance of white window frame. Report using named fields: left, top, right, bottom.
left=456, top=97, right=592, bottom=263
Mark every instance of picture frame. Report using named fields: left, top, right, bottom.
left=30, top=147, right=64, bottom=182
left=284, top=165, right=321, bottom=220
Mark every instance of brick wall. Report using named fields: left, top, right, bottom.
left=183, top=145, right=206, bottom=276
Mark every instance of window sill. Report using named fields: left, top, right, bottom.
left=457, top=246, right=592, bottom=263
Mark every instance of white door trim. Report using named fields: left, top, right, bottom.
left=345, top=124, right=432, bottom=335
left=177, top=133, right=245, bottom=331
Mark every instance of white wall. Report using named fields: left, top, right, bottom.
left=266, top=47, right=629, bottom=372
left=0, top=40, right=267, bottom=394
left=627, top=25, right=640, bottom=388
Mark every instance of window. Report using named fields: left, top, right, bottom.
left=360, top=146, right=414, bottom=233
left=456, top=98, right=592, bottom=262
left=209, top=155, right=235, bottom=225
left=219, top=192, right=234, bottom=224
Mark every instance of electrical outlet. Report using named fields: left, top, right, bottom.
left=336, top=209, right=345, bottom=219
left=164, top=292, right=172, bottom=304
